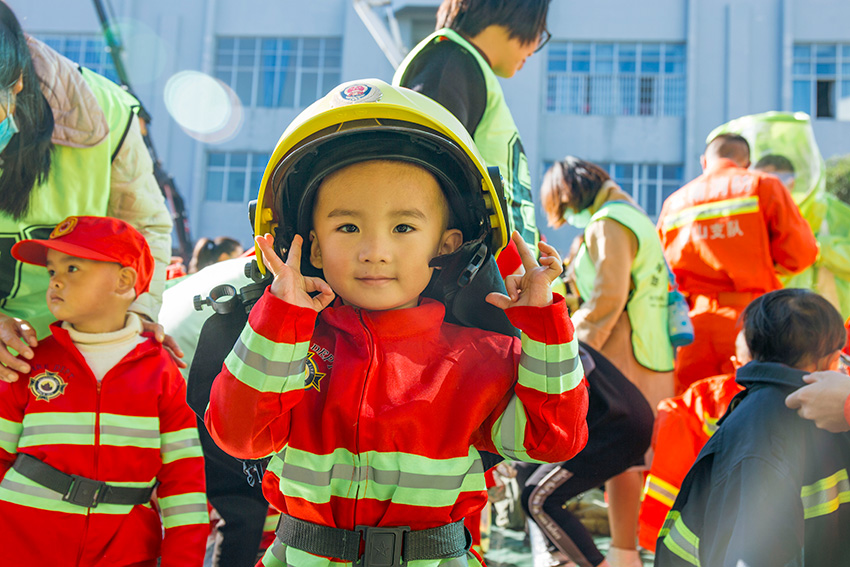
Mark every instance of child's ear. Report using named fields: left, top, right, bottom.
left=309, top=230, right=323, bottom=269
left=116, top=267, right=138, bottom=296
left=817, top=350, right=842, bottom=372
left=439, top=229, right=463, bottom=256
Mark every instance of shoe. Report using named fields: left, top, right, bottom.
left=605, top=545, right=642, bottom=567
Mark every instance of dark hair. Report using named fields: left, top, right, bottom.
left=742, top=289, right=846, bottom=369
left=754, top=154, right=795, bottom=173
left=540, top=156, right=610, bottom=228
left=0, top=1, right=54, bottom=219
left=189, top=236, right=242, bottom=273
left=436, top=0, right=550, bottom=45
left=705, top=133, right=750, bottom=163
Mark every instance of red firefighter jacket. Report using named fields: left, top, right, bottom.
left=206, top=291, right=589, bottom=566
left=638, top=373, right=743, bottom=552
left=0, top=323, right=208, bottom=566
left=657, top=159, right=818, bottom=296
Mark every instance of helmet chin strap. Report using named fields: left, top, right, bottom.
left=424, top=237, right=519, bottom=337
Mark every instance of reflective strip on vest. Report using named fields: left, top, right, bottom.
left=18, top=412, right=95, bottom=448
left=0, top=466, right=155, bottom=516
left=100, top=413, right=159, bottom=448
left=267, top=446, right=485, bottom=508
left=264, top=510, right=282, bottom=532
left=801, top=467, right=850, bottom=520
left=225, top=323, right=310, bottom=394
left=0, top=416, right=22, bottom=454
left=158, top=491, right=209, bottom=528
left=702, top=412, right=721, bottom=437
left=644, top=474, right=679, bottom=509
left=491, top=395, right=531, bottom=462
left=660, top=196, right=759, bottom=233
left=659, top=511, right=701, bottom=566
left=161, top=427, right=203, bottom=464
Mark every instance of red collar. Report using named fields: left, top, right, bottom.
left=320, top=297, right=447, bottom=340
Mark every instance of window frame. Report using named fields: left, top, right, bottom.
left=214, top=36, right=342, bottom=109
left=546, top=42, right=686, bottom=117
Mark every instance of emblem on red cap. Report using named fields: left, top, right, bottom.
left=50, top=217, right=78, bottom=239
left=29, top=371, right=67, bottom=402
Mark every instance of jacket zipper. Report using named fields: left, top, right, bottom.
left=74, top=379, right=101, bottom=566
left=353, top=310, right=376, bottom=524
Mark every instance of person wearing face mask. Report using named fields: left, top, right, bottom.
left=541, top=157, right=674, bottom=567
left=0, top=1, right=175, bottom=384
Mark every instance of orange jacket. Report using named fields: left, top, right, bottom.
left=638, top=373, right=743, bottom=552
left=657, top=159, right=818, bottom=296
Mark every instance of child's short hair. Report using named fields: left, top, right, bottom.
left=742, top=289, right=846, bottom=368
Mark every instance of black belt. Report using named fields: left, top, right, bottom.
left=276, top=514, right=470, bottom=567
left=13, top=453, right=155, bottom=508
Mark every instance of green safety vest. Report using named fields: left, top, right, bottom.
left=574, top=201, right=674, bottom=372
left=394, top=28, right=539, bottom=245
left=0, top=67, right=139, bottom=338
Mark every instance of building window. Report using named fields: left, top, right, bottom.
left=545, top=161, right=683, bottom=218
left=546, top=42, right=686, bottom=117
left=793, top=43, right=850, bottom=119
left=37, top=34, right=119, bottom=84
left=215, top=37, right=342, bottom=108
left=205, top=152, right=270, bottom=205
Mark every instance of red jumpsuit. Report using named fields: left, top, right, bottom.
left=206, top=291, right=589, bottom=566
left=657, top=159, right=818, bottom=393
left=0, top=324, right=208, bottom=566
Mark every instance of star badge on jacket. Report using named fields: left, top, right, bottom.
left=304, top=352, right=325, bottom=392
left=29, top=371, right=67, bottom=401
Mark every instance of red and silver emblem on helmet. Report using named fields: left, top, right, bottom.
left=333, top=83, right=382, bottom=105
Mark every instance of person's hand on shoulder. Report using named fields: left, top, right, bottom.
left=137, top=318, right=187, bottom=369
left=785, top=370, right=850, bottom=433
left=255, top=233, right=335, bottom=312
left=486, top=231, right=562, bottom=310
left=0, top=313, right=37, bottom=383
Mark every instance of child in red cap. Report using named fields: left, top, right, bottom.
left=0, top=216, right=208, bottom=566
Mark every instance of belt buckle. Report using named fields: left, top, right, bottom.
left=63, top=475, right=105, bottom=507
left=355, top=525, right=410, bottom=567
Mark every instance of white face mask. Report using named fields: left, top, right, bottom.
left=563, top=207, right=592, bottom=228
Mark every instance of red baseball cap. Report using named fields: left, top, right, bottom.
left=11, top=216, right=154, bottom=297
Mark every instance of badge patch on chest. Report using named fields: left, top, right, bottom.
left=29, top=371, right=67, bottom=401
left=304, top=352, right=326, bottom=392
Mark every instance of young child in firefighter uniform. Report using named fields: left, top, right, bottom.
left=655, top=289, right=850, bottom=567
left=204, top=79, right=590, bottom=567
left=0, top=216, right=208, bottom=566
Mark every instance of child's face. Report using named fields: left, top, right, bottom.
left=45, top=249, right=129, bottom=333
left=309, top=160, right=462, bottom=311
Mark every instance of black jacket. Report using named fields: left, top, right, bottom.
left=655, top=361, right=850, bottom=567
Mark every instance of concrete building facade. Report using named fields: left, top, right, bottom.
left=10, top=0, right=850, bottom=253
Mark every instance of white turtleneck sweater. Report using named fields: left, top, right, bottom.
left=62, top=313, right=148, bottom=382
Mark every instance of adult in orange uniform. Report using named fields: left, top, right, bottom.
left=657, top=133, right=818, bottom=394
